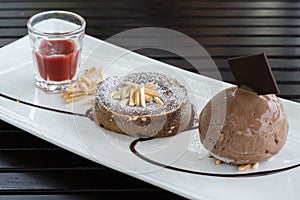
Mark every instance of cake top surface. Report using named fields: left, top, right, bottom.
left=95, top=72, right=188, bottom=116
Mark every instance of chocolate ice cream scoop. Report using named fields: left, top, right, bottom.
left=198, top=86, right=289, bottom=165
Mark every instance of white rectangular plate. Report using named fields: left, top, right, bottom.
left=1, top=35, right=300, bottom=200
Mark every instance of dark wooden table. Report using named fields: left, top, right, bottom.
left=1, top=0, right=299, bottom=199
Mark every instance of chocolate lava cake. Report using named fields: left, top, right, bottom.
left=94, top=72, right=192, bottom=137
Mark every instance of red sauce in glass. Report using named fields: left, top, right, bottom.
left=35, top=39, right=79, bottom=82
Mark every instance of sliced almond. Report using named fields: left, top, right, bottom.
left=60, top=66, right=105, bottom=104
left=125, top=82, right=138, bottom=89
left=96, top=67, right=104, bottom=84
left=78, top=82, right=89, bottom=93
left=238, top=164, right=252, bottom=171
left=113, top=91, right=121, bottom=99
left=69, top=81, right=78, bottom=90
left=101, top=80, right=162, bottom=107
left=66, top=87, right=82, bottom=94
left=60, top=92, right=69, bottom=98
left=218, top=133, right=224, bottom=143
left=134, top=88, right=140, bottom=106
left=252, top=162, right=259, bottom=170
left=110, top=91, right=121, bottom=99
left=88, top=88, right=96, bottom=95
left=89, top=80, right=97, bottom=91
left=120, top=87, right=127, bottom=100
left=88, top=86, right=97, bottom=95
left=144, top=83, right=158, bottom=90
left=144, top=88, right=161, bottom=97
left=79, top=76, right=91, bottom=87
left=109, top=91, right=117, bottom=98
left=65, top=94, right=87, bottom=103
left=87, top=66, right=97, bottom=78
left=129, top=88, right=135, bottom=106
left=90, top=80, right=97, bottom=87
left=124, top=85, right=131, bottom=98
left=215, top=159, right=222, bottom=165
left=154, top=97, right=163, bottom=105
left=99, top=67, right=104, bottom=80
left=140, top=86, right=146, bottom=107
left=96, top=77, right=102, bottom=84
left=131, top=84, right=138, bottom=90
left=145, top=94, right=153, bottom=102
left=69, top=91, right=88, bottom=98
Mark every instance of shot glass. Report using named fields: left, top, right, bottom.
left=27, top=10, right=86, bottom=93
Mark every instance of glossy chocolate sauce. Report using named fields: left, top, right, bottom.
left=129, top=137, right=300, bottom=178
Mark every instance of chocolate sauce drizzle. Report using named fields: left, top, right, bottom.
left=130, top=137, right=300, bottom=178
left=0, top=92, right=86, bottom=117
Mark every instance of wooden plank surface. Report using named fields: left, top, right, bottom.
left=0, top=0, right=300, bottom=199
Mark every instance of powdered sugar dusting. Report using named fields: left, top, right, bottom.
left=95, top=72, right=188, bottom=116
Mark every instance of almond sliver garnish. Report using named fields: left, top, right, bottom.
left=124, top=85, right=131, bottom=98
left=252, top=162, right=259, bottom=170
left=144, top=83, right=158, bottom=90
left=134, top=88, right=140, bottom=106
left=144, top=88, right=161, bottom=97
left=65, top=95, right=87, bottom=103
left=120, top=87, right=127, bottom=100
left=125, top=82, right=138, bottom=89
left=109, top=91, right=121, bottom=99
left=70, top=92, right=88, bottom=98
left=154, top=96, right=164, bottom=105
left=78, top=82, right=89, bottom=93
left=238, top=164, right=252, bottom=171
left=69, top=81, right=77, bottom=90
left=60, top=66, right=103, bottom=104
left=99, top=67, right=104, bottom=80
left=145, top=94, right=153, bottom=102
left=79, top=76, right=91, bottom=87
left=87, top=66, right=97, bottom=78
left=110, top=81, right=162, bottom=107
left=88, top=86, right=97, bottom=95
left=140, top=86, right=146, bottom=107
left=129, top=88, right=135, bottom=106
left=67, top=87, right=82, bottom=94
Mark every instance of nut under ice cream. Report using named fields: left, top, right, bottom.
left=198, top=86, right=289, bottom=165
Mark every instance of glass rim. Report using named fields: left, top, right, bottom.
left=27, top=10, right=86, bottom=36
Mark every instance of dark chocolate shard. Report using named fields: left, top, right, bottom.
left=227, top=52, right=280, bottom=95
